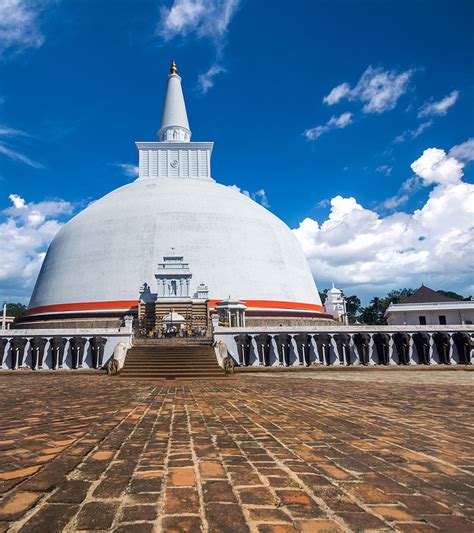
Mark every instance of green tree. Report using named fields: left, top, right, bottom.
left=344, top=295, right=361, bottom=323
left=5, top=303, right=27, bottom=319
left=319, top=289, right=328, bottom=304
left=436, top=290, right=466, bottom=301
left=358, top=288, right=415, bottom=325
left=359, top=297, right=387, bottom=325
left=385, top=288, right=415, bottom=303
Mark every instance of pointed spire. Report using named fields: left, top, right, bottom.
left=158, top=60, right=191, bottom=142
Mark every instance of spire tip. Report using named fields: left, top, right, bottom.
left=170, top=60, right=177, bottom=75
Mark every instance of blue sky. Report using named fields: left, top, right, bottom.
left=0, top=0, right=473, bottom=304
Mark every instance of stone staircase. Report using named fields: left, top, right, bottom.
left=120, top=339, right=225, bottom=380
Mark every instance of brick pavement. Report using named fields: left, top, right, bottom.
left=0, top=371, right=472, bottom=532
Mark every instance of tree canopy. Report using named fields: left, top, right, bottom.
left=5, top=303, right=27, bottom=319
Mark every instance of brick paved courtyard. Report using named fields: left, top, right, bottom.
left=0, top=371, right=472, bottom=532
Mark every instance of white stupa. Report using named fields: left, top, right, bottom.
left=27, top=62, right=325, bottom=322
left=324, top=284, right=347, bottom=324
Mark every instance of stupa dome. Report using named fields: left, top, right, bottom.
left=27, top=63, right=324, bottom=321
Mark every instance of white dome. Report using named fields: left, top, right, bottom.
left=28, top=177, right=322, bottom=316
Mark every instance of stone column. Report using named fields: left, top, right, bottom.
left=449, top=334, right=456, bottom=364
left=428, top=333, right=435, bottom=365
left=408, top=334, right=414, bottom=365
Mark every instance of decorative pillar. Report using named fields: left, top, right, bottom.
left=408, top=334, right=414, bottom=365
left=428, top=333, right=434, bottom=365
left=449, top=334, right=455, bottom=365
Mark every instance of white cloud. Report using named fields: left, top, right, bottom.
left=0, top=0, right=55, bottom=56
left=198, top=64, right=225, bottom=93
left=294, top=143, right=474, bottom=294
left=323, top=66, right=413, bottom=114
left=410, top=147, right=463, bottom=186
left=418, top=90, right=459, bottom=118
left=394, top=120, right=433, bottom=143
left=304, top=112, right=352, bottom=140
left=0, top=143, right=42, bottom=167
left=229, top=185, right=270, bottom=208
left=378, top=194, right=409, bottom=210
left=376, top=165, right=392, bottom=176
left=316, top=198, right=330, bottom=208
left=113, top=163, right=139, bottom=178
left=322, top=83, right=350, bottom=105
left=401, top=175, right=423, bottom=193
left=449, top=138, right=474, bottom=163
left=157, top=0, right=240, bottom=93
left=251, top=188, right=270, bottom=208
left=0, top=123, right=41, bottom=167
left=0, top=193, right=73, bottom=301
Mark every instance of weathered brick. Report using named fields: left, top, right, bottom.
left=199, top=461, right=226, bottom=479
left=75, top=501, right=119, bottom=530
left=0, top=492, right=41, bottom=521
left=19, top=503, right=78, bottom=533
left=164, top=488, right=200, bottom=514
left=121, top=504, right=157, bottom=522
left=238, top=486, right=275, bottom=506
left=161, top=515, right=203, bottom=532
left=205, top=502, right=249, bottom=531
left=203, top=480, right=237, bottom=503
left=168, top=467, right=196, bottom=487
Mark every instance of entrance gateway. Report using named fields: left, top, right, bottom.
left=138, top=252, right=210, bottom=337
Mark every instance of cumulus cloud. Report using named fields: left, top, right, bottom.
left=449, top=138, right=474, bottom=163
left=323, top=66, right=413, bottom=114
left=410, top=147, right=463, bottom=186
left=0, top=0, right=56, bottom=56
left=304, top=112, right=352, bottom=141
left=418, top=90, right=459, bottom=118
left=294, top=143, right=474, bottom=294
left=229, top=185, right=270, bottom=208
left=0, top=193, right=73, bottom=300
left=157, top=0, right=240, bottom=93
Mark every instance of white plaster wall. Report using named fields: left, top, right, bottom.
left=29, top=178, right=320, bottom=310
left=387, top=308, right=474, bottom=325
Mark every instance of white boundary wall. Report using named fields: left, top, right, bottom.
left=0, top=326, right=132, bottom=370
left=214, top=325, right=474, bottom=366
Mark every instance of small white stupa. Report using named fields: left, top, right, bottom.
left=324, top=284, right=348, bottom=324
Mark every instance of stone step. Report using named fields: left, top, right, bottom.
left=121, top=343, right=224, bottom=379
left=125, top=357, right=216, bottom=364
left=121, top=374, right=226, bottom=382
left=121, top=372, right=225, bottom=378
left=122, top=362, right=220, bottom=370
left=121, top=369, right=224, bottom=375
